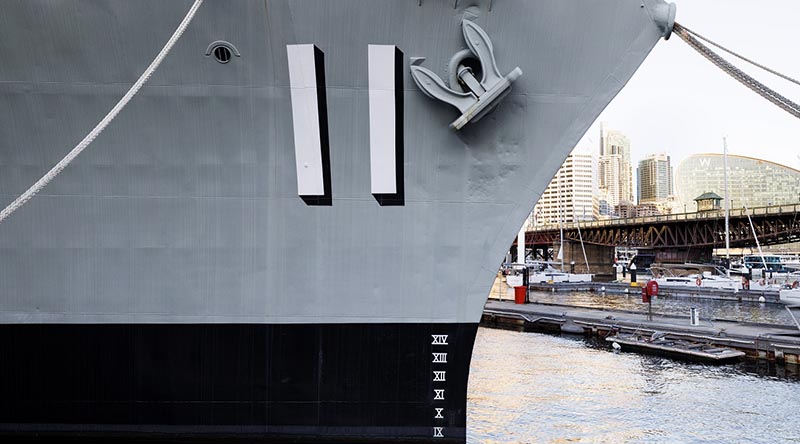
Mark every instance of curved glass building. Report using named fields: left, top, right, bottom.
left=675, top=154, right=800, bottom=210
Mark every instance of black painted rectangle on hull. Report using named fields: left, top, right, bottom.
left=0, top=323, right=477, bottom=443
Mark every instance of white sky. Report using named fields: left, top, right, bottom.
left=576, top=0, right=800, bottom=171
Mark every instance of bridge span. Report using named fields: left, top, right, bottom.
left=523, top=203, right=800, bottom=275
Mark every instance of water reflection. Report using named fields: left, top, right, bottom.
left=527, top=290, right=794, bottom=326
left=468, top=328, right=800, bottom=444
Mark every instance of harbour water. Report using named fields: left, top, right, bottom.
left=468, top=327, right=800, bottom=444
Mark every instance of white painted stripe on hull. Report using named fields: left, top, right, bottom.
left=287, top=44, right=325, bottom=197
left=368, top=45, right=398, bottom=195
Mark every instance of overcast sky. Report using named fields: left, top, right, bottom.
left=576, top=0, right=800, bottom=171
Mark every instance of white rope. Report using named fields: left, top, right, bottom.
left=0, top=0, right=204, bottom=224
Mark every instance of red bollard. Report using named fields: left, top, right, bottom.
left=514, top=286, right=527, bottom=304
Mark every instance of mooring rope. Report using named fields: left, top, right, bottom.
left=673, top=22, right=800, bottom=120
left=0, top=0, right=204, bottom=225
left=678, top=23, right=800, bottom=88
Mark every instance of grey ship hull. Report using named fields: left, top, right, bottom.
left=0, top=0, right=670, bottom=441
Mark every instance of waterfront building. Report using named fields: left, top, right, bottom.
left=609, top=201, right=667, bottom=219
left=659, top=195, right=680, bottom=214
left=675, top=154, right=800, bottom=209
left=531, top=147, right=598, bottom=226
left=637, top=153, right=673, bottom=204
left=614, top=200, right=637, bottom=219
left=636, top=202, right=662, bottom=217
left=598, top=124, right=634, bottom=208
left=598, top=197, right=613, bottom=218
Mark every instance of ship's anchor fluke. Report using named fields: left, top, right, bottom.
left=411, top=20, right=522, bottom=130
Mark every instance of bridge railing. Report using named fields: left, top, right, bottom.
left=530, top=203, right=800, bottom=232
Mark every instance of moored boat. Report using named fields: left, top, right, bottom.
left=506, top=262, right=593, bottom=286
left=529, top=263, right=593, bottom=284
left=651, top=264, right=743, bottom=291
left=779, top=287, right=800, bottom=305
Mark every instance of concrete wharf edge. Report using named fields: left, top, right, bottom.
left=526, top=281, right=781, bottom=304
left=482, top=300, right=800, bottom=364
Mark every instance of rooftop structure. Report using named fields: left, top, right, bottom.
left=694, top=191, right=723, bottom=212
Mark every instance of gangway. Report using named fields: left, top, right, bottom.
left=786, top=305, right=800, bottom=332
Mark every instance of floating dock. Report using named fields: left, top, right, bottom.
left=482, top=300, right=800, bottom=364
left=605, top=333, right=747, bottom=363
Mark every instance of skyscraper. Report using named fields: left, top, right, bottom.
left=637, top=153, right=673, bottom=204
left=598, top=123, right=633, bottom=209
left=531, top=147, right=598, bottom=226
left=674, top=154, right=800, bottom=209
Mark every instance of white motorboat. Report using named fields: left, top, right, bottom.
left=504, top=263, right=526, bottom=287
left=746, top=275, right=788, bottom=292
left=527, top=261, right=593, bottom=284
left=651, top=264, right=742, bottom=291
left=779, top=286, right=800, bottom=305
left=503, top=262, right=593, bottom=286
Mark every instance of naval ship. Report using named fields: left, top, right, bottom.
left=0, top=0, right=675, bottom=442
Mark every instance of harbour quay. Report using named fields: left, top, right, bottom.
left=481, top=299, right=800, bottom=364
left=526, top=281, right=781, bottom=303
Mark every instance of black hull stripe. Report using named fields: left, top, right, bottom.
left=0, top=323, right=477, bottom=443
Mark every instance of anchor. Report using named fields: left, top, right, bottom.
left=411, top=20, right=522, bottom=130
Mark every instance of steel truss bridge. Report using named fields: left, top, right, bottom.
left=527, top=204, right=800, bottom=250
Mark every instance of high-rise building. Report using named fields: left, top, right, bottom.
left=531, top=147, right=598, bottom=226
left=637, top=153, right=673, bottom=204
left=674, top=154, right=800, bottom=210
left=598, top=123, right=633, bottom=209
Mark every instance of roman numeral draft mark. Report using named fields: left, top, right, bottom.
left=431, top=334, right=449, bottom=345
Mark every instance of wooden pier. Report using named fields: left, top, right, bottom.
left=482, top=300, right=800, bottom=364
